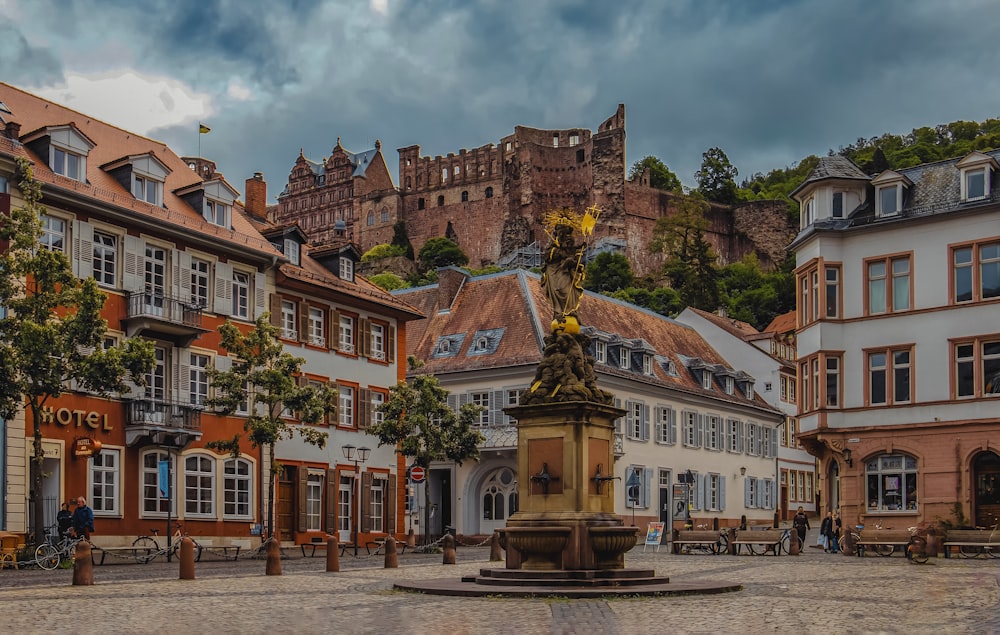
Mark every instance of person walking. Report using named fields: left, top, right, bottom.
left=820, top=511, right=836, bottom=552
left=831, top=511, right=843, bottom=553
left=71, top=496, right=95, bottom=541
left=793, top=506, right=810, bottom=552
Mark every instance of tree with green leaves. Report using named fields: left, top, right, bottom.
left=628, top=156, right=682, bottom=192
left=584, top=251, right=634, bottom=293
left=650, top=194, right=721, bottom=311
left=695, top=147, right=739, bottom=204
left=368, top=271, right=409, bottom=291
left=368, top=356, right=483, bottom=544
left=417, top=237, right=469, bottom=271
left=0, top=157, right=155, bottom=543
left=206, top=314, right=335, bottom=539
left=391, top=220, right=415, bottom=260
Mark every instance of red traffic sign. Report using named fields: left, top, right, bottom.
left=409, top=466, right=425, bottom=483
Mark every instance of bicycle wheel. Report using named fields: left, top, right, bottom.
left=909, top=543, right=929, bottom=564
left=873, top=543, right=895, bottom=557
left=717, top=533, right=729, bottom=554
left=778, top=532, right=790, bottom=555
left=35, top=544, right=61, bottom=570
left=746, top=542, right=763, bottom=555
left=959, top=545, right=982, bottom=558
left=132, top=536, right=159, bottom=563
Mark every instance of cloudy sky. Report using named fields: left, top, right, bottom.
left=3, top=0, right=999, bottom=201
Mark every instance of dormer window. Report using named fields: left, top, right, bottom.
left=878, top=184, right=900, bottom=216
left=436, top=339, right=450, bottom=354
left=339, top=257, right=354, bottom=281
left=832, top=192, right=844, bottom=218
left=702, top=370, right=713, bottom=390
left=132, top=175, right=160, bottom=204
left=595, top=340, right=606, bottom=363
left=205, top=200, right=229, bottom=227
left=957, top=152, right=997, bottom=202
left=284, top=239, right=300, bottom=266
left=642, top=354, right=653, bottom=375
left=724, top=376, right=734, bottom=395
left=966, top=167, right=986, bottom=200
left=803, top=197, right=815, bottom=226
left=619, top=347, right=630, bottom=369
left=474, top=336, right=488, bottom=352
left=53, top=147, right=84, bottom=180
left=743, top=381, right=755, bottom=399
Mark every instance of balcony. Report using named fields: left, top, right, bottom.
left=125, top=398, right=203, bottom=447
left=123, top=291, right=209, bottom=347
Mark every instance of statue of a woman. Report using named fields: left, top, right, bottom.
left=541, top=223, right=586, bottom=330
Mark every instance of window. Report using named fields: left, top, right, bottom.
left=306, top=473, right=323, bottom=531
left=877, top=184, right=900, bottom=216
left=453, top=165, right=460, bottom=176
left=284, top=239, right=300, bottom=266
left=189, top=353, right=210, bottom=406
left=954, top=337, right=1000, bottom=398
left=461, top=191, right=469, bottom=202
left=471, top=392, right=491, bottom=426
left=142, top=451, right=174, bottom=515
left=655, top=406, right=675, bottom=444
left=340, top=257, right=354, bottom=281
left=205, top=200, right=228, bottom=227
left=339, top=385, right=354, bottom=427
left=952, top=240, right=1000, bottom=303
left=381, top=207, right=389, bottom=223
left=825, top=356, right=840, bottom=407
left=92, top=231, right=117, bottom=287
left=370, top=475, right=386, bottom=533
left=723, top=376, right=734, bottom=395
left=727, top=418, right=742, bottom=453
left=552, top=134, right=559, bottom=148
left=701, top=370, right=712, bottom=390
left=825, top=266, right=840, bottom=318
left=190, top=258, right=210, bottom=307
left=706, top=474, right=723, bottom=511
left=223, top=458, right=252, bottom=518
left=867, top=347, right=912, bottom=405
left=642, top=355, right=653, bottom=375
left=803, top=197, right=815, bottom=226
left=280, top=301, right=297, bottom=339
left=437, top=195, right=444, bottom=207
left=485, top=187, right=493, bottom=198
left=704, top=415, right=720, bottom=450
left=370, top=323, right=385, bottom=360
left=626, top=401, right=642, bottom=440
left=133, top=174, right=160, bottom=204
left=308, top=307, right=325, bottom=346
left=52, top=147, right=84, bottom=180
left=964, top=167, right=987, bottom=200
left=682, top=411, right=699, bottom=448
left=594, top=341, right=606, bottom=363
left=866, top=454, right=918, bottom=512
left=40, top=214, right=66, bottom=253
left=867, top=255, right=910, bottom=314
left=366, top=211, right=375, bottom=226
left=746, top=422, right=759, bottom=456
left=371, top=391, right=385, bottom=428
left=417, top=198, right=425, bottom=210
left=339, top=315, right=355, bottom=353
left=185, top=455, right=215, bottom=517
left=832, top=192, right=844, bottom=218
left=617, top=347, right=629, bottom=369
left=89, top=448, right=120, bottom=515
left=569, top=134, right=580, bottom=147
left=232, top=271, right=250, bottom=318
left=146, top=346, right=166, bottom=401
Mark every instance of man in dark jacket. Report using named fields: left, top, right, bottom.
left=56, top=502, right=73, bottom=540
left=792, top=506, right=810, bottom=550
left=71, top=496, right=95, bottom=540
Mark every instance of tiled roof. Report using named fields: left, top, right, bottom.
left=396, top=270, right=778, bottom=411
left=686, top=307, right=759, bottom=340
left=791, top=155, right=870, bottom=197
left=0, top=82, right=278, bottom=258
left=763, top=310, right=796, bottom=335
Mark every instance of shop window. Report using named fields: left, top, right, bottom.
left=866, top=454, right=918, bottom=512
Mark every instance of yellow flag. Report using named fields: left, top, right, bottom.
left=199, top=123, right=211, bottom=134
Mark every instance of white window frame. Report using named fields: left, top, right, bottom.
left=594, top=341, right=606, bottom=364
left=284, top=238, right=300, bottom=266
left=707, top=474, right=722, bottom=511
left=642, top=355, right=653, bottom=375
left=306, top=472, right=323, bottom=531
left=51, top=146, right=85, bottom=181
left=204, top=199, right=229, bottom=227
left=471, top=392, right=490, bottom=426
left=702, top=370, right=713, bottom=390
left=339, top=385, right=354, bottom=427
left=232, top=270, right=250, bottom=319
left=339, top=315, right=355, bottom=353
left=962, top=166, right=988, bottom=201
left=626, top=401, right=642, bottom=440
left=140, top=450, right=175, bottom=517
left=89, top=446, right=122, bottom=516
left=726, top=418, right=741, bottom=453
left=133, top=174, right=161, bottom=205
left=655, top=406, right=675, bottom=445
left=877, top=184, right=900, bottom=217
left=190, top=257, right=210, bottom=307
left=223, top=458, right=253, bottom=519
left=92, top=230, right=117, bottom=287
left=308, top=306, right=325, bottom=346
left=40, top=214, right=66, bottom=253
left=682, top=411, right=699, bottom=448
left=619, top=348, right=630, bottom=369
left=370, top=323, right=385, bottom=360
left=280, top=301, right=297, bottom=339
left=370, top=475, right=387, bottom=533
left=705, top=415, right=720, bottom=450
left=184, top=454, right=216, bottom=518
left=371, top=391, right=385, bottom=428
left=189, top=352, right=210, bottom=406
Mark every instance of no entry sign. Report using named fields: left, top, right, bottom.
left=409, top=466, right=425, bottom=482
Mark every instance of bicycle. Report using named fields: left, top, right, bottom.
left=745, top=528, right=790, bottom=555
left=837, top=524, right=865, bottom=555
left=132, top=525, right=201, bottom=563
left=906, top=527, right=929, bottom=564
left=958, top=523, right=1000, bottom=558
left=35, top=531, right=87, bottom=570
left=681, top=524, right=729, bottom=555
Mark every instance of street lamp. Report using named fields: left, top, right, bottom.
left=341, top=444, right=370, bottom=557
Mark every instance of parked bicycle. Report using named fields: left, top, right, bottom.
left=958, top=523, right=1000, bottom=558
left=680, top=524, right=730, bottom=555
left=906, top=527, right=929, bottom=564
left=131, top=525, right=201, bottom=563
left=745, top=528, right=791, bottom=555
left=35, top=531, right=87, bottom=570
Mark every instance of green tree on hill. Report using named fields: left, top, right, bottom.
left=629, top=156, right=682, bottom=192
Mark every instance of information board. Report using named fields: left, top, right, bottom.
left=644, top=521, right=665, bottom=552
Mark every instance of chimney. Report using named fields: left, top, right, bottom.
left=244, top=172, right=268, bottom=222
left=5, top=121, right=21, bottom=140
left=436, top=266, right=469, bottom=311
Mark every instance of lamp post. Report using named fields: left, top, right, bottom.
left=341, top=444, right=370, bottom=557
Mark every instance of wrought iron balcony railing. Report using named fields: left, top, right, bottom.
left=126, top=291, right=205, bottom=328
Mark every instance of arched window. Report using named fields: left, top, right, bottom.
left=223, top=458, right=253, bottom=519
left=185, top=454, right=216, bottom=517
left=380, top=207, right=390, bottom=223
left=485, top=186, right=493, bottom=199
left=461, top=190, right=469, bottom=202
left=865, top=453, right=918, bottom=512
left=366, top=211, right=375, bottom=226
left=437, top=195, right=444, bottom=207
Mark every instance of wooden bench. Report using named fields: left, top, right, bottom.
left=366, top=538, right=406, bottom=555
left=731, top=528, right=786, bottom=555
left=943, top=529, right=1000, bottom=558
left=855, top=529, right=911, bottom=557
left=672, top=529, right=726, bottom=555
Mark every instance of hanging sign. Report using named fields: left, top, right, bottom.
left=73, top=437, right=102, bottom=458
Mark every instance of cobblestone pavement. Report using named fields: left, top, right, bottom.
left=2, top=534, right=998, bottom=635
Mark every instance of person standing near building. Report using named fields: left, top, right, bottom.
left=56, top=502, right=73, bottom=540
left=792, top=506, right=810, bottom=551
left=71, top=496, right=94, bottom=541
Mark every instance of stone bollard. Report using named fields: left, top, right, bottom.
left=326, top=535, right=340, bottom=572
left=789, top=530, right=800, bottom=555
left=265, top=538, right=282, bottom=576
left=489, top=531, right=503, bottom=561
left=384, top=536, right=399, bottom=569
left=72, top=540, right=94, bottom=586
left=442, top=534, right=457, bottom=565
left=179, top=536, right=196, bottom=580
left=406, top=528, right=416, bottom=549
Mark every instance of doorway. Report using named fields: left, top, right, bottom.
left=276, top=467, right=294, bottom=540
left=972, top=451, right=1000, bottom=528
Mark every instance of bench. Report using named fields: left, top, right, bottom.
left=672, top=529, right=726, bottom=555
left=943, top=529, right=1000, bottom=558
left=365, top=538, right=406, bottom=555
left=198, top=545, right=241, bottom=561
left=855, top=529, right=911, bottom=557
left=301, top=541, right=352, bottom=557
left=731, top=528, right=786, bottom=555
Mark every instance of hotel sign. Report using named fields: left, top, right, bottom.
left=74, top=437, right=102, bottom=458
left=41, top=406, right=113, bottom=432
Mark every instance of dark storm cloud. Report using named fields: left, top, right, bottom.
left=0, top=23, right=64, bottom=86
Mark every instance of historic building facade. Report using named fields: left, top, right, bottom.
left=791, top=154, right=1000, bottom=531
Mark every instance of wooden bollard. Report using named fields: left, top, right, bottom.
left=265, top=538, right=282, bottom=576
left=406, top=528, right=416, bottom=548
left=179, top=537, right=196, bottom=579
left=789, top=530, right=800, bottom=555
left=326, top=535, right=340, bottom=572
left=72, top=540, right=94, bottom=586
left=489, top=531, right=503, bottom=561
left=442, top=534, right=456, bottom=565
left=384, top=536, right=399, bottom=568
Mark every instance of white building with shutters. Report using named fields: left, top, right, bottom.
left=394, top=268, right=784, bottom=539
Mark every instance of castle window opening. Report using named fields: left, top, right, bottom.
left=485, top=187, right=493, bottom=199
left=453, top=165, right=460, bottom=176
left=380, top=207, right=390, bottom=223
left=576, top=149, right=585, bottom=163
left=552, top=134, right=559, bottom=148
left=569, top=134, right=580, bottom=147
left=418, top=198, right=425, bottom=210
left=461, top=191, right=469, bottom=202
left=367, top=211, right=375, bottom=226
left=442, top=168, right=448, bottom=183
left=437, top=195, right=445, bottom=207
left=405, top=176, right=411, bottom=190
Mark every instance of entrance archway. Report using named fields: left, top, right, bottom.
left=972, top=451, right=1000, bottom=528
left=479, top=467, right=517, bottom=534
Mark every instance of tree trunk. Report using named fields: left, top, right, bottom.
left=267, top=444, right=276, bottom=540
left=423, top=477, right=431, bottom=546
left=31, top=403, right=45, bottom=545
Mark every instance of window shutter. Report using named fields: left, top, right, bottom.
left=72, top=220, right=93, bottom=278
left=361, top=471, right=373, bottom=533
left=123, top=235, right=144, bottom=293
left=447, top=394, right=458, bottom=412
left=359, top=388, right=371, bottom=430
left=769, top=427, right=778, bottom=458
left=297, top=468, right=308, bottom=532
left=331, top=310, right=342, bottom=351
left=692, top=474, right=703, bottom=511
left=325, top=468, right=338, bottom=532
left=387, top=325, right=396, bottom=363
left=254, top=271, right=267, bottom=319
left=358, top=318, right=371, bottom=357
left=386, top=477, right=397, bottom=535
left=459, top=392, right=470, bottom=407
left=491, top=389, right=503, bottom=425
left=769, top=480, right=777, bottom=510
left=744, top=478, right=752, bottom=508
left=214, top=261, right=232, bottom=311
left=328, top=381, right=339, bottom=423
left=738, top=421, right=745, bottom=453
left=298, top=302, right=309, bottom=342
left=174, top=348, right=190, bottom=405
left=625, top=464, right=635, bottom=509
left=720, top=477, right=727, bottom=511
left=641, top=404, right=650, bottom=441
left=177, top=249, right=193, bottom=302
left=269, top=295, right=282, bottom=327
left=669, top=409, right=677, bottom=444
left=644, top=467, right=653, bottom=509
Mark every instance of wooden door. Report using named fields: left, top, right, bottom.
left=277, top=468, right=295, bottom=540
